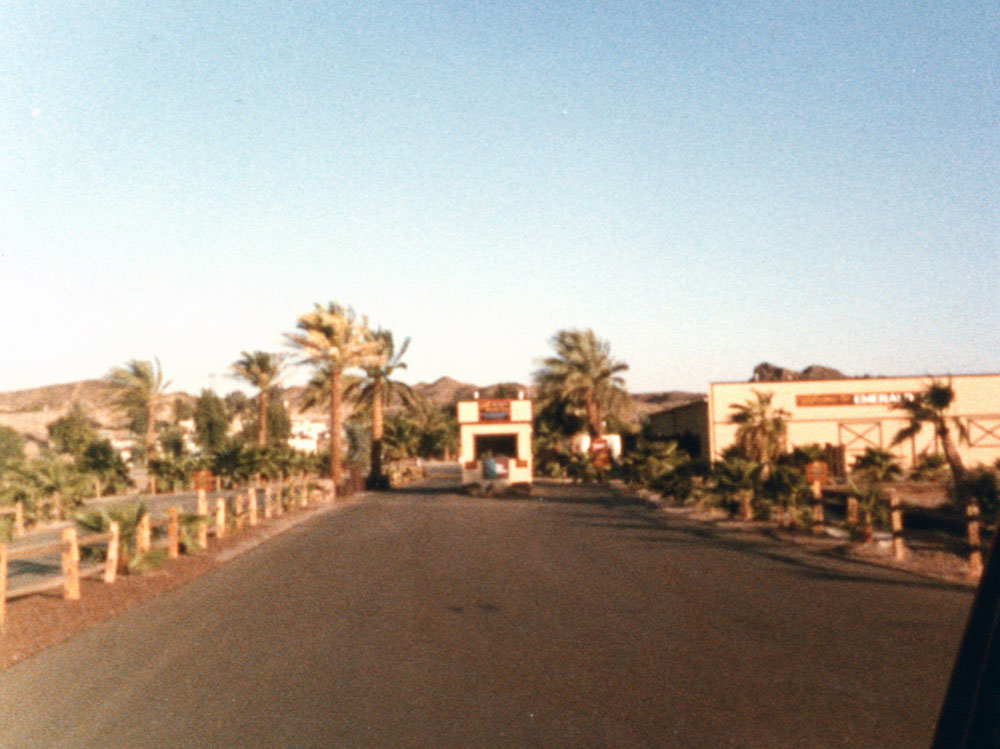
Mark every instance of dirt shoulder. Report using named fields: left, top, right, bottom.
left=0, top=498, right=360, bottom=671
left=607, top=480, right=983, bottom=589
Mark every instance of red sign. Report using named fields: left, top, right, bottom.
left=589, top=439, right=611, bottom=470
left=805, top=461, right=829, bottom=485
left=192, top=470, right=215, bottom=492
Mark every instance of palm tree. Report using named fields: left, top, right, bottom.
left=534, top=329, right=629, bottom=438
left=891, top=379, right=967, bottom=481
left=106, top=358, right=170, bottom=466
left=729, top=390, right=790, bottom=479
left=230, top=351, right=287, bottom=448
left=344, top=329, right=417, bottom=489
left=285, top=303, right=382, bottom=485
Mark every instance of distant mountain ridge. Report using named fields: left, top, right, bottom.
left=0, top=377, right=706, bottom=436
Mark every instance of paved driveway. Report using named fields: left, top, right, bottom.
left=0, top=481, right=973, bottom=747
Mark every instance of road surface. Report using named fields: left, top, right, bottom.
left=0, top=479, right=974, bottom=747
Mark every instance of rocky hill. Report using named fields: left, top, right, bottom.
left=751, top=362, right=846, bottom=382
left=0, top=377, right=705, bottom=442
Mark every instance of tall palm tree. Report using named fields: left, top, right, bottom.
left=285, top=303, right=382, bottom=485
left=230, top=351, right=287, bottom=448
left=345, top=329, right=416, bottom=489
left=106, top=358, right=170, bottom=466
left=533, top=329, right=629, bottom=438
left=729, top=389, right=790, bottom=479
left=891, top=379, right=968, bottom=481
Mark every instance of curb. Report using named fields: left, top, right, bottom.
left=215, top=494, right=368, bottom=563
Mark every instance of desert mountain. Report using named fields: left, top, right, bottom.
left=751, top=362, right=846, bottom=382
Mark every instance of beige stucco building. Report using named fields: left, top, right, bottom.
left=458, top=396, right=533, bottom=485
left=706, top=373, right=1000, bottom=473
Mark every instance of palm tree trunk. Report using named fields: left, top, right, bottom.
left=369, top=383, right=384, bottom=488
left=939, top=426, right=966, bottom=481
left=144, top=401, right=155, bottom=466
left=330, top=368, right=343, bottom=486
left=585, top=390, right=601, bottom=438
left=257, top=389, right=269, bottom=448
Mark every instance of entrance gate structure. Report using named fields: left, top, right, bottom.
left=458, top=394, right=533, bottom=488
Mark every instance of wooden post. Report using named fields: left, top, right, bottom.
left=197, top=488, right=208, bottom=517
left=197, top=513, right=208, bottom=550
left=0, top=543, right=7, bottom=632
left=167, top=506, right=180, bottom=559
left=846, top=497, right=859, bottom=528
left=739, top=489, right=753, bottom=521
left=234, top=492, right=245, bottom=531
left=62, top=527, right=80, bottom=600
left=967, top=502, right=983, bottom=577
left=248, top=488, right=258, bottom=527
left=216, top=497, right=226, bottom=540
left=888, top=489, right=905, bottom=561
left=104, top=521, right=119, bottom=583
left=137, top=513, right=151, bottom=555
left=299, top=477, right=308, bottom=508
left=811, top=481, right=824, bottom=534
left=13, top=501, right=24, bottom=538
left=263, top=484, right=273, bottom=520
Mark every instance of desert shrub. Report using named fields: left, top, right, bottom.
left=760, top=462, right=811, bottom=525
left=851, top=448, right=902, bottom=481
left=910, top=453, right=949, bottom=482
left=617, top=439, right=687, bottom=488
left=953, top=466, right=1000, bottom=517
left=712, top=456, right=761, bottom=517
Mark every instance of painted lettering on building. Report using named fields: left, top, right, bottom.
left=796, top=392, right=918, bottom=407
left=478, top=399, right=511, bottom=421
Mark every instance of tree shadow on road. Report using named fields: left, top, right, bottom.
left=567, top=506, right=975, bottom=594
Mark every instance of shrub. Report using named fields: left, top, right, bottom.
left=953, top=466, right=1000, bottom=517
left=910, top=453, right=949, bottom=482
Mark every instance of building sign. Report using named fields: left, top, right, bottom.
left=478, top=399, right=511, bottom=421
left=796, top=392, right=918, bottom=407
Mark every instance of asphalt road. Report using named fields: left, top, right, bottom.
left=0, top=480, right=974, bottom=748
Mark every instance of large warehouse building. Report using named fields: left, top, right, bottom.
left=651, top=373, right=1000, bottom=474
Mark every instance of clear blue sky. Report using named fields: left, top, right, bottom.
left=2, top=1, right=997, bottom=396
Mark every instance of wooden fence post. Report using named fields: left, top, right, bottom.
left=248, top=488, right=258, bottom=527
left=0, top=543, right=7, bottom=632
left=216, top=497, right=226, bottom=540
left=197, top=488, right=208, bottom=517
left=811, top=481, right=824, bottom=533
left=104, top=521, right=119, bottom=583
left=137, top=513, right=151, bottom=555
left=234, top=493, right=245, bottom=531
left=299, top=477, right=308, bottom=508
left=62, top=527, right=80, bottom=600
left=967, top=502, right=983, bottom=577
left=888, top=489, right=906, bottom=561
left=846, top=497, right=859, bottom=528
left=14, top=501, right=24, bottom=538
left=198, top=513, right=208, bottom=550
left=168, top=506, right=180, bottom=559
left=263, top=483, right=273, bottom=520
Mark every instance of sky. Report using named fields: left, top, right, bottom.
left=1, top=1, right=997, bottom=397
